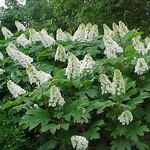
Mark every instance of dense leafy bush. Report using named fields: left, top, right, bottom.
left=0, top=112, right=38, bottom=150
left=0, top=21, right=150, bottom=149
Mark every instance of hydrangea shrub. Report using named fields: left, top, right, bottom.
left=0, top=21, right=150, bottom=149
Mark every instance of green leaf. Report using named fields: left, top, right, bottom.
left=133, top=141, right=149, bottom=150
left=37, top=49, right=51, bottom=60
left=77, top=86, right=99, bottom=99
left=37, top=140, right=57, bottom=150
left=2, top=97, right=25, bottom=110
left=127, top=92, right=150, bottom=109
left=145, top=106, right=150, bottom=122
left=111, top=139, right=131, bottom=150
left=121, top=88, right=137, bottom=102
left=63, top=98, right=90, bottom=122
left=81, top=120, right=104, bottom=140
left=41, top=123, right=60, bottom=134
left=19, top=108, right=50, bottom=131
left=87, top=100, right=101, bottom=112
left=111, top=126, right=127, bottom=139
left=125, top=79, right=136, bottom=91
left=126, top=121, right=149, bottom=142
left=61, top=123, right=70, bottom=130
left=97, top=100, right=114, bottom=114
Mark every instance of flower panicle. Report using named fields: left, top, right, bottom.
left=72, top=23, right=99, bottom=42
left=99, top=69, right=125, bottom=96
left=113, top=69, right=125, bottom=96
left=99, top=74, right=113, bottom=94
left=80, top=54, right=96, bottom=76
left=56, top=28, right=67, bottom=41
left=48, top=85, right=65, bottom=107
left=0, top=68, right=5, bottom=75
left=7, top=80, right=26, bottom=98
left=103, top=35, right=123, bottom=58
left=118, top=110, right=133, bottom=125
left=26, top=63, right=52, bottom=86
left=16, top=34, right=31, bottom=47
left=135, top=58, right=148, bottom=75
left=29, top=28, right=41, bottom=43
left=65, top=52, right=81, bottom=79
left=55, top=44, right=67, bottom=62
left=1, top=26, right=13, bottom=40
left=6, top=43, right=33, bottom=67
left=71, top=135, right=88, bottom=150
left=15, top=20, right=26, bottom=32
left=132, top=37, right=147, bottom=55
left=40, top=28, right=55, bottom=47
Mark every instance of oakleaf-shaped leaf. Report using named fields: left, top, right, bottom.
left=97, top=100, right=114, bottom=114
left=132, top=141, right=149, bottom=150
left=61, top=123, right=70, bottom=130
left=2, top=97, right=25, bottom=110
left=111, top=139, right=131, bottom=150
left=19, top=108, right=50, bottom=131
left=41, top=123, right=60, bottom=134
left=126, top=121, right=149, bottom=142
left=111, top=126, right=127, bottom=139
left=81, top=120, right=104, bottom=140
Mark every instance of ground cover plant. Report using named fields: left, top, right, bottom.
left=0, top=21, right=150, bottom=149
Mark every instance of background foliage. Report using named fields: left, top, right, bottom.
left=0, top=0, right=150, bottom=35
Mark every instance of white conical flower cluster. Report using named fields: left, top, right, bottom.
left=64, top=31, right=72, bottom=39
left=103, top=24, right=114, bottom=37
left=91, top=24, right=99, bottom=39
left=56, top=28, right=67, bottom=41
left=72, top=23, right=85, bottom=42
left=0, top=52, right=4, bottom=60
left=145, top=37, right=150, bottom=46
left=72, top=23, right=99, bottom=42
left=29, top=28, right=41, bottom=43
left=65, top=52, right=81, bottom=79
left=113, top=69, right=125, bottom=96
left=16, top=34, right=31, bottom=47
left=103, top=35, right=123, bottom=58
left=118, top=110, right=133, bottom=125
left=66, top=53, right=96, bottom=79
left=99, top=69, right=125, bottom=95
left=80, top=54, right=96, bottom=75
left=112, top=21, right=129, bottom=37
left=132, top=37, right=148, bottom=55
left=145, top=37, right=150, bottom=51
left=135, top=58, right=148, bottom=75
left=84, top=23, right=93, bottom=42
left=0, top=68, right=5, bottom=75
left=99, top=74, right=113, bottom=94
left=48, top=85, right=65, bottom=107
left=74, top=107, right=91, bottom=124
left=6, top=43, right=33, bottom=67
left=71, top=135, right=88, bottom=150
left=55, top=44, right=67, bottom=62
left=15, top=20, right=26, bottom=32
left=40, top=29, right=55, bottom=47
left=103, top=21, right=129, bottom=37
left=26, top=63, right=52, bottom=86
left=1, top=26, right=13, bottom=40
left=7, top=80, right=26, bottom=98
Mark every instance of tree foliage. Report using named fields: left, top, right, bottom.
left=0, top=0, right=150, bottom=35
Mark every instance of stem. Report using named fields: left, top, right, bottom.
left=69, top=86, right=72, bottom=97
left=117, top=95, right=121, bottom=113
left=38, top=81, right=44, bottom=95
left=51, top=119, right=61, bottom=124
